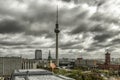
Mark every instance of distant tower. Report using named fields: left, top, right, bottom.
left=54, top=5, right=60, bottom=67
left=48, top=50, right=52, bottom=63
left=35, top=50, right=42, bottom=60
left=105, top=51, right=110, bottom=65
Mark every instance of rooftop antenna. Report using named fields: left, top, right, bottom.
left=56, top=4, right=59, bottom=28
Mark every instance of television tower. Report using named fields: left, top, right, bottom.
left=54, top=5, right=60, bottom=67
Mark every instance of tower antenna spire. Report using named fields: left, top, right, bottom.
left=56, top=4, right=59, bottom=27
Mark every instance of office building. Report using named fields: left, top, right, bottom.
left=35, top=50, right=42, bottom=60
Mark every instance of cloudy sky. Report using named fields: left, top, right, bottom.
left=0, top=0, right=120, bottom=59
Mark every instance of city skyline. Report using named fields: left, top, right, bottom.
left=0, top=0, right=120, bottom=59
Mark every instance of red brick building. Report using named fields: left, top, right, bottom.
left=97, top=52, right=120, bottom=70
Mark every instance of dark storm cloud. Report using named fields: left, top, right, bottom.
left=89, top=36, right=120, bottom=51
left=0, top=19, right=25, bottom=33
left=93, top=33, right=111, bottom=42
left=26, top=1, right=56, bottom=23
left=26, top=30, right=49, bottom=36
left=92, top=42, right=112, bottom=48
left=90, top=24, right=106, bottom=32
left=85, top=42, right=113, bottom=52
left=59, top=41, right=78, bottom=48
left=45, top=33, right=55, bottom=38
left=0, top=18, right=54, bottom=38
left=90, top=13, right=120, bottom=24
left=112, top=38, right=120, bottom=44
left=0, top=41, right=26, bottom=46
left=85, top=47, right=99, bottom=52
left=53, top=4, right=89, bottom=28
left=69, top=21, right=107, bottom=35
left=62, top=0, right=97, bottom=5
left=69, top=22, right=89, bottom=34
left=27, top=31, right=55, bottom=39
left=61, top=46, right=84, bottom=50
left=0, top=0, right=57, bottom=37
left=62, top=0, right=71, bottom=2
left=74, top=10, right=89, bottom=19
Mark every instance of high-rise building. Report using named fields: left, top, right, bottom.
left=35, top=50, right=42, bottom=60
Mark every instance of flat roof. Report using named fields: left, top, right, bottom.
left=13, top=69, right=53, bottom=76
left=12, top=69, right=75, bottom=80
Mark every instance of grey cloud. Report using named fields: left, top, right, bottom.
left=62, top=0, right=97, bottom=5
left=0, top=0, right=89, bottom=37
left=26, top=1, right=56, bottom=23
left=0, top=18, right=54, bottom=38
left=45, top=33, right=55, bottom=39
left=60, top=7, right=89, bottom=27
left=0, top=41, right=26, bottom=46
left=60, top=41, right=78, bottom=49
left=93, top=33, right=111, bottom=42
left=69, top=21, right=107, bottom=35
left=26, top=30, right=49, bottom=36
left=111, top=38, right=120, bottom=45
left=92, top=43, right=112, bottom=49
left=85, top=43, right=109, bottom=52
left=0, top=19, right=26, bottom=33
left=90, top=13, right=120, bottom=24
left=25, top=28, right=55, bottom=39
left=62, top=0, right=71, bottom=2
left=112, top=38, right=120, bottom=43
left=74, top=10, right=89, bottom=19
left=0, top=0, right=56, bottom=36
left=61, top=46, right=83, bottom=50
left=59, top=40, right=84, bottom=50
left=90, top=24, right=106, bottom=32
left=69, top=22, right=89, bottom=34
left=89, top=37, right=120, bottom=51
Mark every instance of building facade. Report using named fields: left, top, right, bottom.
left=22, top=59, right=36, bottom=69
left=22, top=59, right=49, bottom=69
left=105, top=52, right=110, bottom=65
left=0, top=57, right=22, bottom=76
left=75, top=58, right=97, bottom=68
left=97, top=52, right=120, bottom=70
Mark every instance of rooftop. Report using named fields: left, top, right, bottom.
left=12, top=69, right=75, bottom=80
